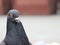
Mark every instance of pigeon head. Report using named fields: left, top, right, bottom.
left=8, top=9, right=19, bottom=18
left=7, top=9, right=20, bottom=21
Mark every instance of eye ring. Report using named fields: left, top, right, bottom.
left=9, top=13, right=13, bottom=18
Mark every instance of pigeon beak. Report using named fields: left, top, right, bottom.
left=14, top=17, right=19, bottom=20
left=14, top=17, right=20, bottom=22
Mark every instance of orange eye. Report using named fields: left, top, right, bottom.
left=10, top=13, right=13, bottom=18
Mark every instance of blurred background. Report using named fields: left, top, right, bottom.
left=0, top=0, right=60, bottom=15
left=0, top=0, right=60, bottom=45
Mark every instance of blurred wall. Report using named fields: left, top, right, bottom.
left=12, top=0, right=51, bottom=15
left=2, top=0, right=12, bottom=14
left=50, top=0, right=57, bottom=14
left=0, top=0, right=4, bottom=15
left=0, top=0, right=58, bottom=15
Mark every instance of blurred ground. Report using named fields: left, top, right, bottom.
left=0, top=15, right=60, bottom=44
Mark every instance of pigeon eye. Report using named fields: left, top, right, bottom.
left=9, top=13, right=13, bottom=18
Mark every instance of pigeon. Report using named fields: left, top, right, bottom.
left=0, top=9, right=31, bottom=45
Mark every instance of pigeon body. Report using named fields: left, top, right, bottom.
left=0, top=9, right=31, bottom=45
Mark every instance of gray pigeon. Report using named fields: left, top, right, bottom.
left=0, top=9, right=31, bottom=45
